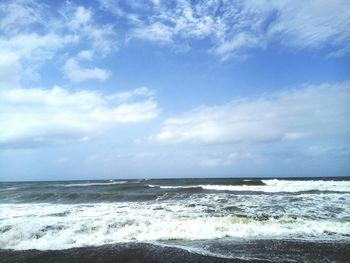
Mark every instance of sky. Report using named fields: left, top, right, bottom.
left=0, top=0, right=350, bottom=181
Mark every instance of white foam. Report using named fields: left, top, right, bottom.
left=148, top=184, right=198, bottom=189
left=149, top=180, right=350, bottom=193
left=261, top=179, right=350, bottom=192
left=1, top=198, right=349, bottom=250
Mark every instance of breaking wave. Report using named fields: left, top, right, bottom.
left=1, top=178, right=349, bottom=251
left=1, top=202, right=349, bottom=250
left=149, top=180, right=350, bottom=193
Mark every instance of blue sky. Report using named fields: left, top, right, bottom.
left=0, top=0, right=349, bottom=181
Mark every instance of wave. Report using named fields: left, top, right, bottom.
left=262, top=179, right=350, bottom=192
left=1, top=202, right=349, bottom=250
left=61, top=181, right=128, bottom=187
left=148, top=184, right=199, bottom=189
left=0, top=187, right=18, bottom=192
left=0, top=191, right=163, bottom=203
left=148, top=180, right=350, bottom=193
left=1, top=180, right=349, bottom=204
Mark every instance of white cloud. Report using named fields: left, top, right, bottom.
left=0, top=33, right=77, bottom=61
left=108, top=87, right=154, bottom=103
left=260, top=0, right=350, bottom=49
left=0, top=1, right=116, bottom=85
left=64, top=5, right=116, bottom=54
left=0, top=0, right=47, bottom=35
left=100, top=0, right=350, bottom=59
left=68, top=6, right=92, bottom=29
left=63, top=58, right=109, bottom=83
left=150, top=81, right=350, bottom=144
left=2, top=0, right=348, bottom=71
left=90, top=100, right=158, bottom=123
left=130, top=22, right=174, bottom=43
left=213, top=32, right=263, bottom=61
left=0, top=86, right=159, bottom=148
left=0, top=52, right=22, bottom=88
left=0, top=1, right=75, bottom=63
left=77, top=50, right=94, bottom=61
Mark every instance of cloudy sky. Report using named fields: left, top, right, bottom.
left=0, top=0, right=349, bottom=181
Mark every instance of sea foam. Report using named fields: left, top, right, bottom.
left=1, top=179, right=349, bottom=251
left=1, top=197, right=349, bottom=250
left=149, top=180, right=350, bottom=193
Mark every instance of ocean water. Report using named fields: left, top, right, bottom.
left=0, top=178, right=350, bottom=261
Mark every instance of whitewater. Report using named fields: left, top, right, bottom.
left=0, top=178, right=349, bottom=254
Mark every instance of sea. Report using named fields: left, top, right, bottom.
left=1, top=178, right=350, bottom=262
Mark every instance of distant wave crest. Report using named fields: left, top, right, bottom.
left=148, top=180, right=350, bottom=193
left=62, top=181, right=128, bottom=187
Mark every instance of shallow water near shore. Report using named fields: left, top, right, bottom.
left=1, top=178, right=349, bottom=262
left=1, top=239, right=350, bottom=263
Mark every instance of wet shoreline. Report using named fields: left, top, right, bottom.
left=1, top=239, right=349, bottom=263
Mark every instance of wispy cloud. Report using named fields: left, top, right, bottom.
left=63, top=5, right=116, bottom=54
left=2, top=0, right=349, bottom=69
left=100, top=0, right=350, bottom=59
left=129, top=22, right=174, bottom=43
left=149, top=81, right=350, bottom=144
left=0, top=0, right=48, bottom=34
left=0, top=86, right=159, bottom=148
left=63, top=58, right=109, bottom=83
left=0, top=32, right=77, bottom=62
left=0, top=0, right=116, bottom=85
